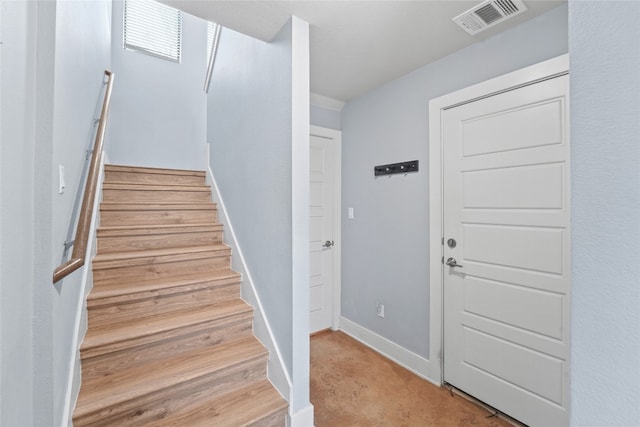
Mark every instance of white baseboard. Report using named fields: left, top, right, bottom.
left=204, top=149, right=292, bottom=402
left=289, top=403, right=315, bottom=427
left=339, top=317, right=439, bottom=386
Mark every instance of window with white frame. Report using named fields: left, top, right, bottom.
left=124, top=0, right=182, bottom=63
left=207, top=21, right=217, bottom=62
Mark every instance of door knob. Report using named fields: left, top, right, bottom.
left=323, top=240, right=334, bottom=248
left=445, top=257, right=463, bottom=268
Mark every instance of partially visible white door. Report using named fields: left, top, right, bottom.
left=443, top=75, right=570, bottom=426
left=310, top=134, right=335, bottom=333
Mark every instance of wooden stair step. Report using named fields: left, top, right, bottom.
left=97, top=223, right=223, bottom=253
left=104, top=164, right=206, bottom=186
left=100, top=202, right=218, bottom=226
left=88, top=269, right=241, bottom=307
left=92, top=245, right=231, bottom=285
left=81, top=299, right=253, bottom=360
left=88, top=273, right=241, bottom=328
left=74, top=336, right=268, bottom=426
left=155, top=380, right=288, bottom=427
left=102, top=183, right=212, bottom=204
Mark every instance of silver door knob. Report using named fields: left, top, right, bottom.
left=445, top=257, right=463, bottom=268
left=323, top=240, right=334, bottom=248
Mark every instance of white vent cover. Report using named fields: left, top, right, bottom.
left=453, top=0, right=528, bottom=35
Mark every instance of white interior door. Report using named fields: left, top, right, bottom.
left=443, top=75, right=570, bottom=426
left=310, top=134, right=335, bottom=333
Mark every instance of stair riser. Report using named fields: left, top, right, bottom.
left=74, top=356, right=268, bottom=426
left=93, top=254, right=231, bottom=286
left=81, top=317, right=254, bottom=379
left=100, top=208, right=218, bottom=226
left=97, top=229, right=223, bottom=253
left=104, top=170, right=205, bottom=186
left=89, top=273, right=241, bottom=308
left=88, top=282, right=241, bottom=328
left=248, top=409, right=288, bottom=427
left=103, top=189, right=212, bottom=204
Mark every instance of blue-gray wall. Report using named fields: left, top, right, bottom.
left=207, top=23, right=295, bottom=377
left=311, top=104, right=341, bottom=130
left=569, top=1, right=640, bottom=425
left=1, top=0, right=112, bottom=425
left=108, top=1, right=208, bottom=169
left=341, top=4, right=568, bottom=358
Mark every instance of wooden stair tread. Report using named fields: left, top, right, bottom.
left=156, top=380, right=287, bottom=427
left=93, top=243, right=229, bottom=263
left=97, top=221, right=223, bottom=238
left=100, top=202, right=216, bottom=210
left=88, top=269, right=241, bottom=303
left=98, top=223, right=219, bottom=231
left=103, top=183, right=210, bottom=191
left=105, top=164, right=206, bottom=177
left=81, top=299, right=252, bottom=351
left=74, top=336, right=267, bottom=420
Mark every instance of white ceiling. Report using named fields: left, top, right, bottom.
left=163, top=0, right=565, bottom=104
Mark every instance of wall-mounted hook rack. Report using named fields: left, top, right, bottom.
left=374, top=160, right=419, bottom=176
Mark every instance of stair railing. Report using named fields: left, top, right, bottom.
left=53, top=70, right=114, bottom=284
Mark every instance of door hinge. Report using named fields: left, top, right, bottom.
left=441, top=237, right=444, bottom=245
left=441, top=256, right=444, bottom=265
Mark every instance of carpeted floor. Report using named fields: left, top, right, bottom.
left=310, top=330, right=513, bottom=427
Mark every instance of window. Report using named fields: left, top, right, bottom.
left=124, top=0, right=182, bottom=63
left=207, top=21, right=218, bottom=62
left=204, top=21, right=221, bottom=93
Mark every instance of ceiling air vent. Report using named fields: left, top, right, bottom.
left=453, top=0, right=528, bottom=35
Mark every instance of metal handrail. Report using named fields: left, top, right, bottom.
left=53, top=70, right=114, bottom=284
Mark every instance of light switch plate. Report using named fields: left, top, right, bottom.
left=59, top=164, right=65, bottom=194
left=348, top=207, right=354, bottom=219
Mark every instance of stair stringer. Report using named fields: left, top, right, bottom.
left=61, top=152, right=107, bottom=427
left=205, top=165, right=293, bottom=411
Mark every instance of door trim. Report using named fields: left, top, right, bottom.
left=310, top=125, right=342, bottom=330
left=427, top=54, right=569, bottom=384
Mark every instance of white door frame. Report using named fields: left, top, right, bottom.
left=427, top=54, right=569, bottom=384
left=310, top=125, right=342, bottom=330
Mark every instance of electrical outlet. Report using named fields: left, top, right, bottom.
left=376, top=303, right=385, bottom=318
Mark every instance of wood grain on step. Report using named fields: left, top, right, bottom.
left=92, top=245, right=231, bottom=285
left=88, top=269, right=241, bottom=307
left=74, top=336, right=268, bottom=426
left=155, top=380, right=287, bottom=427
left=102, top=185, right=212, bottom=204
left=81, top=317, right=254, bottom=381
left=81, top=299, right=253, bottom=359
left=100, top=204, right=218, bottom=226
left=88, top=281, right=241, bottom=327
left=104, top=168, right=206, bottom=186
left=97, top=223, right=223, bottom=253
left=105, top=164, right=206, bottom=177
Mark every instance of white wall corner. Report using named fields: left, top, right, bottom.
left=290, top=14, right=312, bottom=417
left=310, top=92, right=345, bottom=112
left=339, top=317, right=438, bottom=386
left=289, top=403, right=315, bottom=427
left=204, top=156, right=293, bottom=401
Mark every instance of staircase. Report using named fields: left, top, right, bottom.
left=73, top=164, right=288, bottom=426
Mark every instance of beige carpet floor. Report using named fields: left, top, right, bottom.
left=310, top=330, right=513, bottom=427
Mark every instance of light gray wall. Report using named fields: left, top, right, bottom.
left=569, top=1, right=640, bottom=425
left=1, top=2, right=40, bottom=424
left=108, top=1, right=207, bottom=170
left=208, top=20, right=312, bottom=417
left=341, top=4, right=568, bottom=358
left=50, top=1, right=112, bottom=425
left=1, top=0, right=111, bottom=425
left=310, top=104, right=341, bottom=130
left=208, top=23, right=294, bottom=376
